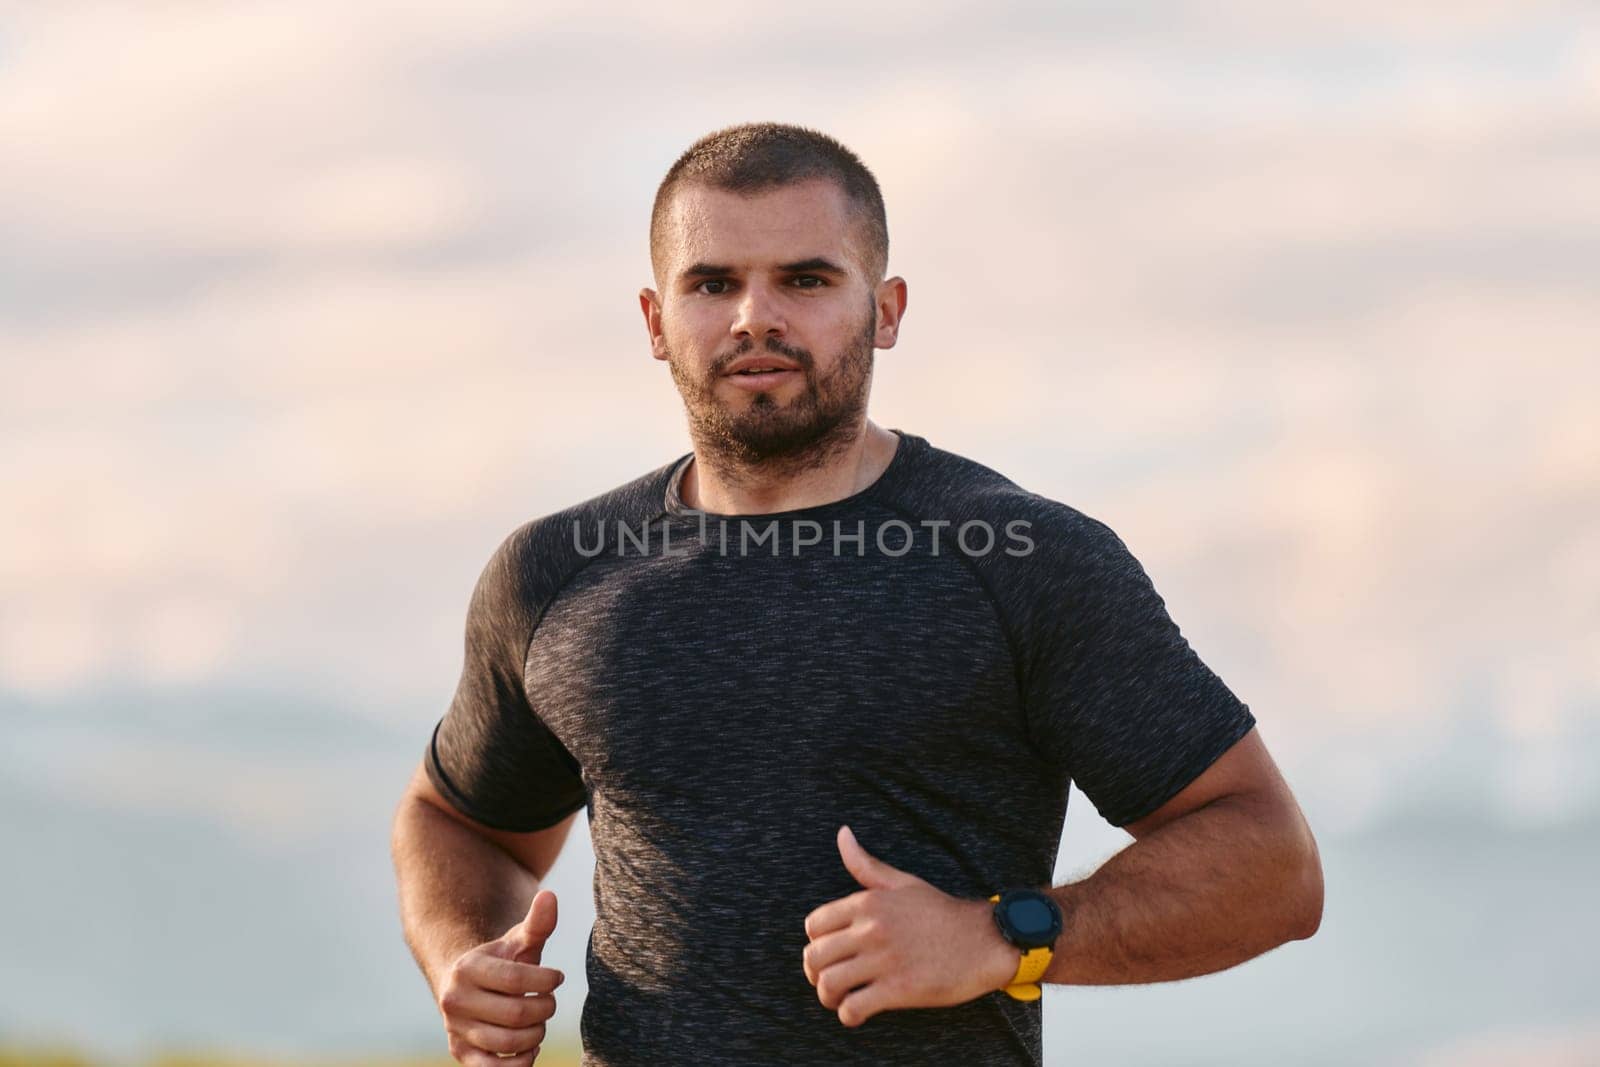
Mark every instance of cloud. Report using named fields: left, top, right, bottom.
left=0, top=2, right=1595, bottom=834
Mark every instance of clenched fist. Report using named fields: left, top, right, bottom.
left=436, top=889, right=566, bottom=1066
left=802, top=826, right=1018, bottom=1028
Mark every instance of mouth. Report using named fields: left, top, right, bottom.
left=723, top=356, right=802, bottom=377
left=721, top=366, right=801, bottom=390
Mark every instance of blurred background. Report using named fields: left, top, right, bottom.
left=3, top=2, right=1598, bottom=1065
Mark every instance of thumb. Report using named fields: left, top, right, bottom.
left=508, top=888, right=558, bottom=963
left=837, top=825, right=916, bottom=890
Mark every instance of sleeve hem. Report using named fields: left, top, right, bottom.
left=1104, top=705, right=1259, bottom=829
left=426, top=719, right=588, bottom=834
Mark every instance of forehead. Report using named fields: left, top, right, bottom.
left=663, top=178, right=860, bottom=275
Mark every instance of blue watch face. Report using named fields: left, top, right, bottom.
left=1008, top=897, right=1056, bottom=938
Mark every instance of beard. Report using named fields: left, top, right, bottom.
left=664, top=295, right=877, bottom=473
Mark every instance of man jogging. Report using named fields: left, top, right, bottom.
left=391, top=121, right=1323, bottom=1067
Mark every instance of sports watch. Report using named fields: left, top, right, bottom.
left=987, top=888, right=1063, bottom=1001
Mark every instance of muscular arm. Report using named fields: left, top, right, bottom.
left=391, top=760, right=578, bottom=994
left=1039, top=791, right=1320, bottom=985
left=1039, top=728, right=1323, bottom=986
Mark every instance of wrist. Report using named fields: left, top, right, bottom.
left=986, top=888, right=1065, bottom=997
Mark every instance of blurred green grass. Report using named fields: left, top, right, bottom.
left=0, top=1047, right=581, bottom=1067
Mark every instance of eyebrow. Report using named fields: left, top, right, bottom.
left=679, top=256, right=849, bottom=282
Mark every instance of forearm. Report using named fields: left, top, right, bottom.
left=391, top=795, right=539, bottom=994
left=1039, top=793, right=1322, bottom=986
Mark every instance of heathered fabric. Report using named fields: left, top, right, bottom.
left=426, top=429, right=1257, bottom=1067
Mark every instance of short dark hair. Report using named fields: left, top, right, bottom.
left=650, top=122, right=889, bottom=285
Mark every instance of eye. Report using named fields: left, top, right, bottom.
left=696, top=279, right=731, bottom=295
left=792, top=275, right=828, bottom=288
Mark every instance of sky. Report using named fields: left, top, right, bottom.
left=2, top=1, right=1598, bottom=1062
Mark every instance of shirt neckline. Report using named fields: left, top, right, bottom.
left=663, top=429, right=920, bottom=521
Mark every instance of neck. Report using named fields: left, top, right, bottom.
left=680, top=419, right=900, bottom=515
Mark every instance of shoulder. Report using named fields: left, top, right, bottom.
left=890, top=435, right=1123, bottom=562
left=885, top=437, right=1158, bottom=644
left=471, top=453, right=686, bottom=618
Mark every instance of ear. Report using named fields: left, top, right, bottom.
left=871, top=276, right=908, bottom=350
left=640, top=288, right=667, bottom=361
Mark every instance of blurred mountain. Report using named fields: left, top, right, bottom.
left=4, top=683, right=1599, bottom=1064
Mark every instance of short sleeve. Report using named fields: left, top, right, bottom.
left=1022, top=515, right=1256, bottom=828
left=425, top=525, right=589, bottom=833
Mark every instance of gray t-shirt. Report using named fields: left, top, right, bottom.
left=426, top=429, right=1256, bottom=1066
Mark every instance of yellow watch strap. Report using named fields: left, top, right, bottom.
left=993, top=947, right=1050, bottom=1000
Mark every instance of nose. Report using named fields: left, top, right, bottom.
left=729, top=280, right=786, bottom=345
